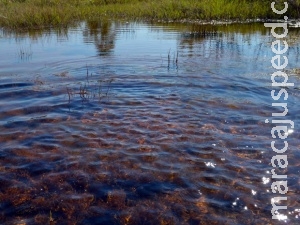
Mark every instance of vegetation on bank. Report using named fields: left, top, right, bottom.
left=0, top=0, right=299, bottom=29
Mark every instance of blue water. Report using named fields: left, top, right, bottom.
left=0, top=21, right=300, bottom=224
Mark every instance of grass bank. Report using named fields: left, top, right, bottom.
left=0, top=0, right=297, bottom=29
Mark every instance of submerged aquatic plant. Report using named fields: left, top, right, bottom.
left=66, top=79, right=114, bottom=103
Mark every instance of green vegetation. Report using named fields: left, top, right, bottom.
left=0, top=0, right=298, bottom=29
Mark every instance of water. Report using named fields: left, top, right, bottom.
left=0, top=21, right=300, bottom=225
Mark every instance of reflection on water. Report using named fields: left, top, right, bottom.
left=84, top=20, right=117, bottom=55
left=0, top=21, right=300, bottom=225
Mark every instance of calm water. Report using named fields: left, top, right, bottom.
left=0, top=21, right=300, bottom=225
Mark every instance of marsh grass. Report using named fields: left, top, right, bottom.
left=66, top=78, right=114, bottom=103
left=0, top=0, right=295, bottom=29
left=167, top=49, right=178, bottom=70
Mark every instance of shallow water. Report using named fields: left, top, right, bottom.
left=0, top=21, right=300, bottom=225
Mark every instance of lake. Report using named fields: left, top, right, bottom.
left=0, top=21, right=300, bottom=224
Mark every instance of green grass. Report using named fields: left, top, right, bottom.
left=0, top=0, right=297, bottom=29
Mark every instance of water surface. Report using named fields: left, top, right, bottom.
left=0, top=21, right=300, bottom=224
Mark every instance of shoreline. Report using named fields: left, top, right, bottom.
left=2, top=18, right=300, bottom=32
left=153, top=18, right=300, bottom=25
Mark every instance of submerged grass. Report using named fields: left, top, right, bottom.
left=0, top=0, right=297, bottom=29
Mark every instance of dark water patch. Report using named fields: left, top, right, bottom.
left=135, top=181, right=178, bottom=199
left=0, top=82, right=32, bottom=89
left=0, top=89, right=37, bottom=100
left=24, top=161, right=54, bottom=176
left=3, top=120, right=40, bottom=129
